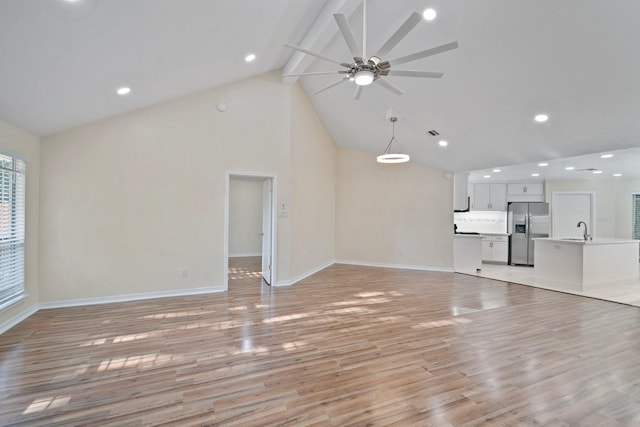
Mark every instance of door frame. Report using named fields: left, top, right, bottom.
left=224, top=171, right=278, bottom=291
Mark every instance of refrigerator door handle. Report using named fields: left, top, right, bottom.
left=526, top=213, right=531, bottom=261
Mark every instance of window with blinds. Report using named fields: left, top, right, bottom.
left=634, top=194, right=640, bottom=241
left=0, top=153, right=25, bottom=308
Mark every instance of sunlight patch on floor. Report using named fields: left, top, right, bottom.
left=96, top=353, right=175, bottom=372
left=327, top=306, right=377, bottom=315
left=23, top=396, right=71, bottom=414
left=413, top=317, right=472, bottom=330
left=356, top=291, right=385, bottom=298
left=377, top=316, right=405, bottom=323
left=80, top=338, right=108, bottom=347
left=263, top=312, right=312, bottom=324
left=282, top=341, right=308, bottom=351
left=141, top=310, right=215, bottom=319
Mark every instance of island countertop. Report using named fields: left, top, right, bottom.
left=534, top=237, right=640, bottom=245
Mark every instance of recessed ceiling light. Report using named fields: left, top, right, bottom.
left=534, top=114, right=549, bottom=123
left=483, top=175, right=491, bottom=178
left=438, top=140, right=448, bottom=147
left=613, top=173, right=622, bottom=177
left=244, top=53, right=256, bottom=62
left=565, top=166, right=575, bottom=170
left=423, top=8, right=437, bottom=21
left=492, top=169, right=501, bottom=173
left=600, top=153, right=614, bottom=158
left=531, top=173, right=540, bottom=177
left=593, top=170, right=603, bottom=174
left=538, top=162, right=548, bottom=167
left=116, top=87, right=131, bottom=95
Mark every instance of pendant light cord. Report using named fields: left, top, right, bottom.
left=382, top=118, right=397, bottom=154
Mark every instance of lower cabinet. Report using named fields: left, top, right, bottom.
left=481, top=235, right=508, bottom=263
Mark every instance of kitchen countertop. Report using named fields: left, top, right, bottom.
left=534, top=237, right=640, bottom=245
left=453, top=234, right=483, bottom=238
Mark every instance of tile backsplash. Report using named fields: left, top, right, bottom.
left=454, top=211, right=507, bottom=234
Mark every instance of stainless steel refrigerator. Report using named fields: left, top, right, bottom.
left=508, top=202, right=549, bottom=266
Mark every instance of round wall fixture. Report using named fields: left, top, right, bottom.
left=217, top=103, right=227, bottom=112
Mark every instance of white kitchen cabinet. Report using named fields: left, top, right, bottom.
left=472, top=183, right=506, bottom=211
left=481, top=235, right=509, bottom=263
left=507, top=182, right=544, bottom=202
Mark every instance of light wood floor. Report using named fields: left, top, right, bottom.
left=2, top=258, right=640, bottom=426
left=460, top=262, right=640, bottom=308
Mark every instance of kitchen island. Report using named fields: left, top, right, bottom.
left=534, top=238, right=640, bottom=290
left=453, top=234, right=483, bottom=273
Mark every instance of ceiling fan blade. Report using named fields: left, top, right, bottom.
left=388, top=41, right=459, bottom=67
left=354, top=85, right=363, bottom=100
left=283, top=71, right=348, bottom=78
left=312, top=78, right=348, bottom=96
left=376, top=78, right=405, bottom=96
left=386, top=70, right=444, bottom=78
left=284, top=43, right=345, bottom=66
left=374, top=12, right=422, bottom=59
left=334, top=14, right=361, bottom=59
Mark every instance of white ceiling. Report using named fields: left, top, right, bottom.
left=468, top=146, right=640, bottom=183
left=1, top=0, right=640, bottom=175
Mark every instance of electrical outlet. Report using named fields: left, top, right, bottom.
left=181, top=269, right=188, bottom=278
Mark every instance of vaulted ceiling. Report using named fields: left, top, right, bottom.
left=2, top=0, right=640, bottom=175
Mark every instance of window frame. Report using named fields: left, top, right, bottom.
left=0, top=151, right=26, bottom=312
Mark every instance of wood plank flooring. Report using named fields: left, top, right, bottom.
left=2, top=257, right=640, bottom=425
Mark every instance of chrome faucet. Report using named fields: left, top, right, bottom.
left=576, top=221, right=591, bottom=240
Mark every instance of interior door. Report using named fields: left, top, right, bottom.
left=551, top=193, right=593, bottom=238
left=261, top=179, right=272, bottom=285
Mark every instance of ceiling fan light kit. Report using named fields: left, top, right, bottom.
left=283, top=0, right=458, bottom=100
left=377, top=117, right=410, bottom=164
left=354, top=69, right=374, bottom=86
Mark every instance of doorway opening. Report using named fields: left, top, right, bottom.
left=225, top=172, right=277, bottom=290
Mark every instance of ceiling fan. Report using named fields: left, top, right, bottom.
left=283, top=0, right=459, bottom=100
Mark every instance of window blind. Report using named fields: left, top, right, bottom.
left=0, top=153, right=25, bottom=307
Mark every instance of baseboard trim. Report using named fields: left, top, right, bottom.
left=275, top=261, right=335, bottom=287
left=229, top=253, right=261, bottom=258
left=0, top=303, right=39, bottom=335
left=39, top=286, right=226, bottom=310
left=335, top=259, right=454, bottom=273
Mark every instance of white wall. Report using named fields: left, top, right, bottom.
left=545, top=177, right=640, bottom=238
left=39, top=72, right=336, bottom=303
left=228, top=178, right=263, bottom=257
left=289, top=82, right=336, bottom=280
left=335, top=147, right=453, bottom=270
left=0, top=120, right=39, bottom=327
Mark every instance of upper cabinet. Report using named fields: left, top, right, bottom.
left=471, top=183, right=506, bottom=211
left=507, top=182, right=545, bottom=202
left=467, top=181, right=545, bottom=211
